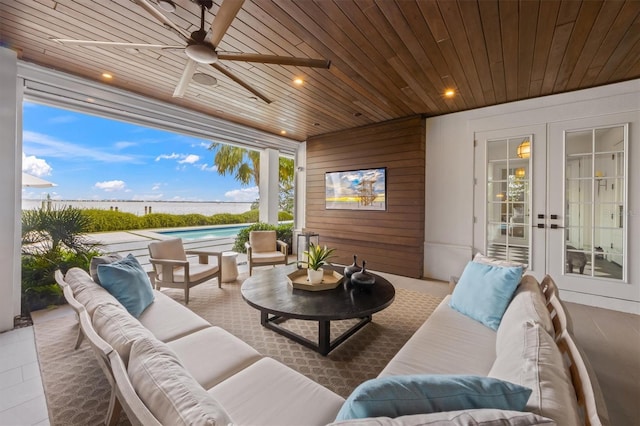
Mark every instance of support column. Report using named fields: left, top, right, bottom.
left=293, top=142, right=307, bottom=254
left=259, top=148, right=279, bottom=225
left=0, top=47, right=21, bottom=332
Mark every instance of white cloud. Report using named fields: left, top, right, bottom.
left=114, top=141, right=137, bottom=150
left=23, top=131, right=136, bottom=163
left=151, top=183, right=162, bottom=191
left=224, top=186, right=259, bottom=202
left=179, top=154, right=200, bottom=164
left=156, top=153, right=180, bottom=161
left=200, top=163, right=217, bottom=172
left=94, top=180, right=126, bottom=192
left=22, top=153, right=53, bottom=176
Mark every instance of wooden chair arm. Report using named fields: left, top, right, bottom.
left=276, top=240, right=288, bottom=254
left=149, top=258, right=188, bottom=267
left=149, top=258, right=189, bottom=282
left=185, top=250, right=222, bottom=265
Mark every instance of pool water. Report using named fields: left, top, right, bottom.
left=158, top=225, right=247, bottom=240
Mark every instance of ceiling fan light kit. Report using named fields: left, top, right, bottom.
left=53, top=0, right=330, bottom=103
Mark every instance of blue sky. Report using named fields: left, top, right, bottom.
left=21, top=102, right=259, bottom=202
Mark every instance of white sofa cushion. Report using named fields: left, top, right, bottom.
left=209, top=357, right=344, bottom=426
left=128, top=336, right=233, bottom=426
left=168, top=326, right=262, bottom=390
left=489, top=322, right=581, bottom=426
left=75, top=284, right=122, bottom=317
left=159, top=263, right=219, bottom=283
left=379, top=296, right=496, bottom=378
left=93, top=303, right=154, bottom=365
left=328, top=409, right=556, bottom=425
left=497, top=275, right=554, bottom=352
left=138, top=290, right=210, bottom=342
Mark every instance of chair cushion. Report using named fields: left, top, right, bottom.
left=97, top=254, right=155, bottom=318
left=449, top=261, right=522, bottom=330
left=168, top=326, right=262, bottom=390
left=209, top=357, right=344, bottom=426
left=250, top=252, right=286, bottom=263
left=158, top=264, right=219, bottom=284
left=92, top=303, right=154, bottom=365
left=90, top=254, right=123, bottom=285
left=128, top=337, right=233, bottom=426
left=149, top=238, right=187, bottom=261
left=379, top=296, right=496, bottom=378
left=489, top=322, right=581, bottom=426
left=497, top=275, right=554, bottom=353
left=64, top=267, right=102, bottom=296
left=138, top=290, right=210, bottom=342
left=335, top=375, right=532, bottom=421
left=74, top=283, right=122, bottom=317
left=249, top=231, right=277, bottom=253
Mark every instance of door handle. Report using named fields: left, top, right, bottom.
left=537, top=223, right=545, bottom=229
left=550, top=214, right=559, bottom=220
left=550, top=224, right=563, bottom=229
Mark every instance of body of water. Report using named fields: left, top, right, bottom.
left=21, top=199, right=253, bottom=216
left=159, top=225, right=248, bottom=240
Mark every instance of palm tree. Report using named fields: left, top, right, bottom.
left=209, top=143, right=295, bottom=212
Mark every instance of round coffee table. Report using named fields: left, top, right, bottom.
left=241, top=264, right=395, bottom=355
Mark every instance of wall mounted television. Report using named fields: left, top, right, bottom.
left=325, top=167, right=386, bottom=211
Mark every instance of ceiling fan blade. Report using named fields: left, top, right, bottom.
left=209, top=0, right=245, bottom=47
left=132, top=0, right=191, bottom=41
left=173, top=59, right=198, bottom=98
left=217, top=53, right=331, bottom=69
left=51, top=39, right=183, bottom=49
left=210, top=62, right=272, bottom=104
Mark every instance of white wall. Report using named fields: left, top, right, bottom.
left=0, top=47, right=21, bottom=332
left=424, top=79, right=640, bottom=313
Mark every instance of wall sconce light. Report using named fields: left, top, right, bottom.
left=515, top=168, right=526, bottom=178
left=595, top=171, right=606, bottom=193
left=496, top=193, right=505, bottom=199
left=516, top=140, right=531, bottom=159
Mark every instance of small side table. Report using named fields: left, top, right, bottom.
left=221, top=251, right=239, bottom=283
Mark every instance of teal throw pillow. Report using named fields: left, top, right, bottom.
left=335, top=375, right=531, bottom=421
left=449, top=261, right=522, bottom=330
left=97, top=254, right=154, bottom=317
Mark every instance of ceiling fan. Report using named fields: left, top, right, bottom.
left=52, top=0, right=331, bottom=103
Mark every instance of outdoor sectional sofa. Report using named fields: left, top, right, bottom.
left=55, top=256, right=608, bottom=426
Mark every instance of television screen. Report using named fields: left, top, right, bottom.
left=325, top=168, right=386, bottom=211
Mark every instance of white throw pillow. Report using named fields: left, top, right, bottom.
left=473, top=253, right=528, bottom=271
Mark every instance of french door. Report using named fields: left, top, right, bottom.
left=475, top=112, right=635, bottom=305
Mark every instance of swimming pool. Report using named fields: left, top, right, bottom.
left=158, top=225, right=248, bottom=240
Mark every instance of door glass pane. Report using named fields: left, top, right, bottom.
left=486, top=136, right=531, bottom=265
left=564, top=126, right=626, bottom=280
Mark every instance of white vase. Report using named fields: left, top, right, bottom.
left=308, top=268, right=324, bottom=284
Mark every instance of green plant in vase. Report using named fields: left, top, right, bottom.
left=303, top=243, right=336, bottom=284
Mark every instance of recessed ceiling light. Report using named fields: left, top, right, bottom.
left=293, top=78, right=304, bottom=86
left=125, top=47, right=140, bottom=54
left=101, top=72, right=113, bottom=79
left=248, top=96, right=258, bottom=102
left=157, top=0, right=176, bottom=12
left=280, top=130, right=287, bottom=135
left=192, top=73, right=217, bottom=86
left=313, top=122, right=320, bottom=126
left=86, top=97, right=95, bottom=103
left=353, top=112, right=362, bottom=117
left=444, top=89, right=455, bottom=98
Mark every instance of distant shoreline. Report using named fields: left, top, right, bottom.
left=21, top=199, right=253, bottom=216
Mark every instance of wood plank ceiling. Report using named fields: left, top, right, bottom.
left=1, top=0, right=639, bottom=142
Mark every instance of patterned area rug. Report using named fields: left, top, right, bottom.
left=33, top=275, right=443, bottom=425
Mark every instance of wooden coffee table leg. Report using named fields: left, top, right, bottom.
left=319, top=320, right=330, bottom=356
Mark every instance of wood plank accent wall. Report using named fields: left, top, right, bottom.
left=305, top=116, right=425, bottom=278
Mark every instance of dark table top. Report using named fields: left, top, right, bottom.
left=241, top=264, right=395, bottom=321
